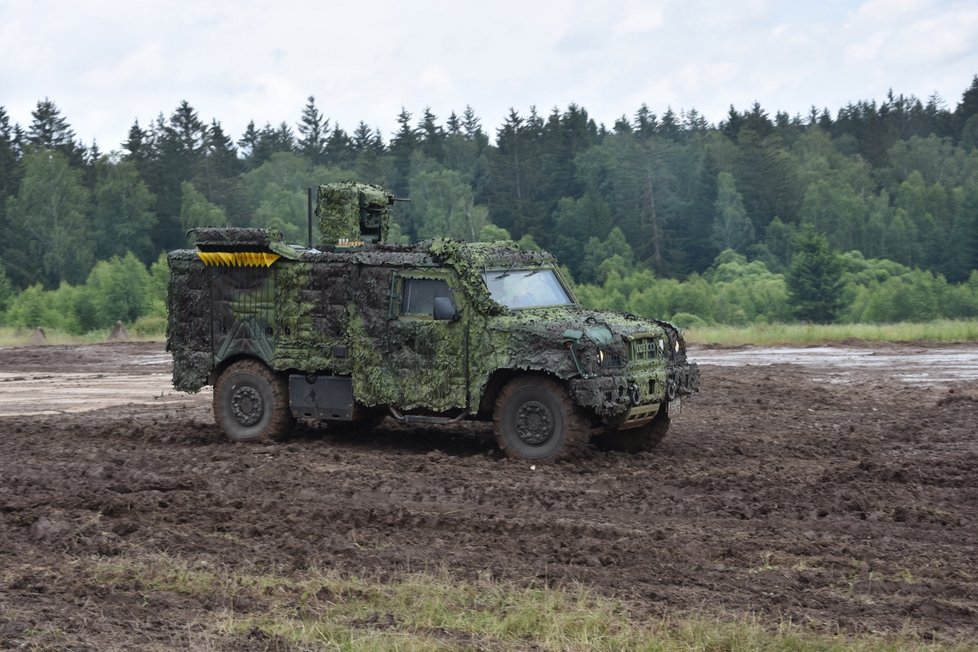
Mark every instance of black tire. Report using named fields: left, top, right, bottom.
left=494, top=376, right=589, bottom=461
left=213, top=359, right=295, bottom=443
left=594, top=403, right=671, bottom=453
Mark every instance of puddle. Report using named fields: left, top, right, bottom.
left=0, top=372, right=200, bottom=416
left=690, top=346, right=978, bottom=385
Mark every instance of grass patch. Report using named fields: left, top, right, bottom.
left=685, top=319, right=978, bottom=347
left=0, top=326, right=163, bottom=347
left=86, top=554, right=970, bottom=651
left=5, top=320, right=977, bottom=349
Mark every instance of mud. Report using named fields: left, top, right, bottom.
left=1, top=341, right=977, bottom=649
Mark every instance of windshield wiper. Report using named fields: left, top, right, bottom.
left=494, top=262, right=517, bottom=279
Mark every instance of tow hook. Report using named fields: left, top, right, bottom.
left=628, top=382, right=641, bottom=405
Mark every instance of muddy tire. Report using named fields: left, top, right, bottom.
left=213, top=360, right=295, bottom=443
left=595, top=403, right=671, bottom=453
left=494, top=376, right=589, bottom=461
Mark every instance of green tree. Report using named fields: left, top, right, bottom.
left=550, top=193, right=613, bottom=279
left=0, top=106, right=20, bottom=204
left=786, top=228, right=845, bottom=322
left=238, top=121, right=295, bottom=171
left=297, top=96, right=329, bottom=165
left=479, top=223, right=512, bottom=241
left=324, top=125, right=355, bottom=169
left=418, top=107, right=446, bottom=163
left=443, top=105, right=489, bottom=195
left=712, top=171, right=754, bottom=252
left=26, top=98, right=86, bottom=166
left=573, top=130, right=710, bottom=274
left=4, top=149, right=94, bottom=287
left=389, top=108, right=419, bottom=197
left=486, top=108, right=548, bottom=240
left=179, top=181, right=227, bottom=237
left=143, top=101, right=209, bottom=250
left=0, top=266, right=13, bottom=314
left=409, top=167, right=489, bottom=241
left=351, top=121, right=386, bottom=182
left=85, top=252, right=153, bottom=327
left=3, top=284, right=47, bottom=328
left=580, top=226, right=635, bottom=284
left=4, top=282, right=87, bottom=333
left=146, top=251, right=170, bottom=319
left=944, top=182, right=978, bottom=281
left=196, top=119, right=241, bottom=214
left=237, top=151, right=353, bottom=242
left=92, top=158, right=157, bottom=262
left=706, top=251, right=790, bottom=323
left=726, top=107, right=799, bottom=232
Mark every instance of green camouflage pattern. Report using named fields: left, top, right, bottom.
left=316, top=181, right=393, bottom=245
left=166, top=182, right=699, bottom=431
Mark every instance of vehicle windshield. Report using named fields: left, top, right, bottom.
left=481, top=268, right=575, bottom=309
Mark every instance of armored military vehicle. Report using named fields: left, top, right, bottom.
left=167, top=181, right=699, bottom=461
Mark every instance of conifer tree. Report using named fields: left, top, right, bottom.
left=786, top=227, right=845, bottom=322
left=418, top=107, right=445, bottom=163
left=0, top=106, right=21, bottom=205
left=297, top=96, right=329, bottom=165
left=26, top=98, right=86, bottom=166
left=389, top=108, right=419, bottom=196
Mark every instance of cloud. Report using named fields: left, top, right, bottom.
left=2, top=0, right=977, bottom=149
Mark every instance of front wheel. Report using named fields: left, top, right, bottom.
left=494, top=376, right=588, bottom=461
left=213, top=360, right=295, bottom=442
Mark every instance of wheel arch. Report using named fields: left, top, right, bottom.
left=208, top=353, right=275, bottom=387
left=477, top=368, right=567, bottom=419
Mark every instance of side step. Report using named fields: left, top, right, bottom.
left=388, top=406, right=466, bottom=425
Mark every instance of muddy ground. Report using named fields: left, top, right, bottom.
left=1, top=341, right=976, bottom=649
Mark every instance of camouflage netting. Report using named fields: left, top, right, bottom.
left=317, top=182, right=393, bottom=245
left=192, top=227, right=299, bottom=259
left=428, top=239, right=557, bottom=316
left=166, top=252, right=212, bottom=392
left=273, top=260, right=346, bottom=374
left=168, top=226, right=694, bottom=423
left=267, top=248, right=471, bottom=412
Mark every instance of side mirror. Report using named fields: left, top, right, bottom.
left=433, top=296, right=459, bottom=321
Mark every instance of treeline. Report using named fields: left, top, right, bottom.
left=2, top=77, right=978, bottom=331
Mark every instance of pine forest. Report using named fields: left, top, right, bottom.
left=2, top=77, right=978, bottom=335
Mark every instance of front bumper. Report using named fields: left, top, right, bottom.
left=568, top=374, right=642, bottom=417
left=668, top=362, right=700, bottom=399
left=567, top=361, right=699, bottom=421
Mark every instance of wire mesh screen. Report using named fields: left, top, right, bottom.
left=210, top=266, right=276, bottom=357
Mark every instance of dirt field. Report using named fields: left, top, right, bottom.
left=1, top=341, right=977, bottom=649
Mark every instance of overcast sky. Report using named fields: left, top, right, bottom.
left=2, top=0, right=977, bottom=152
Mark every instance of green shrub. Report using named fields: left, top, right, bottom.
left=131, top=314, right=167, bottom=337
left=670, top=312, right=708, bottom=329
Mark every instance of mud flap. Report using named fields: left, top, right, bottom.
left=289, top=375, right=354, bottom=420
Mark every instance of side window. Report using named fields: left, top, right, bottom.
left=400, top=278, right=453, bottom=316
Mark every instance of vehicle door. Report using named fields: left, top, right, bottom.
left=381, top=271, right=469, bottom=412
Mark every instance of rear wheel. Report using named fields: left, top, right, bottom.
left=494, top=376, right=588, bottom=461
left=595, top=403, right=671, bottom=452
left=213, top=360, right=295, bottom=442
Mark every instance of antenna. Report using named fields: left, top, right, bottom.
left=307, top=187, right=313, bottom=249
